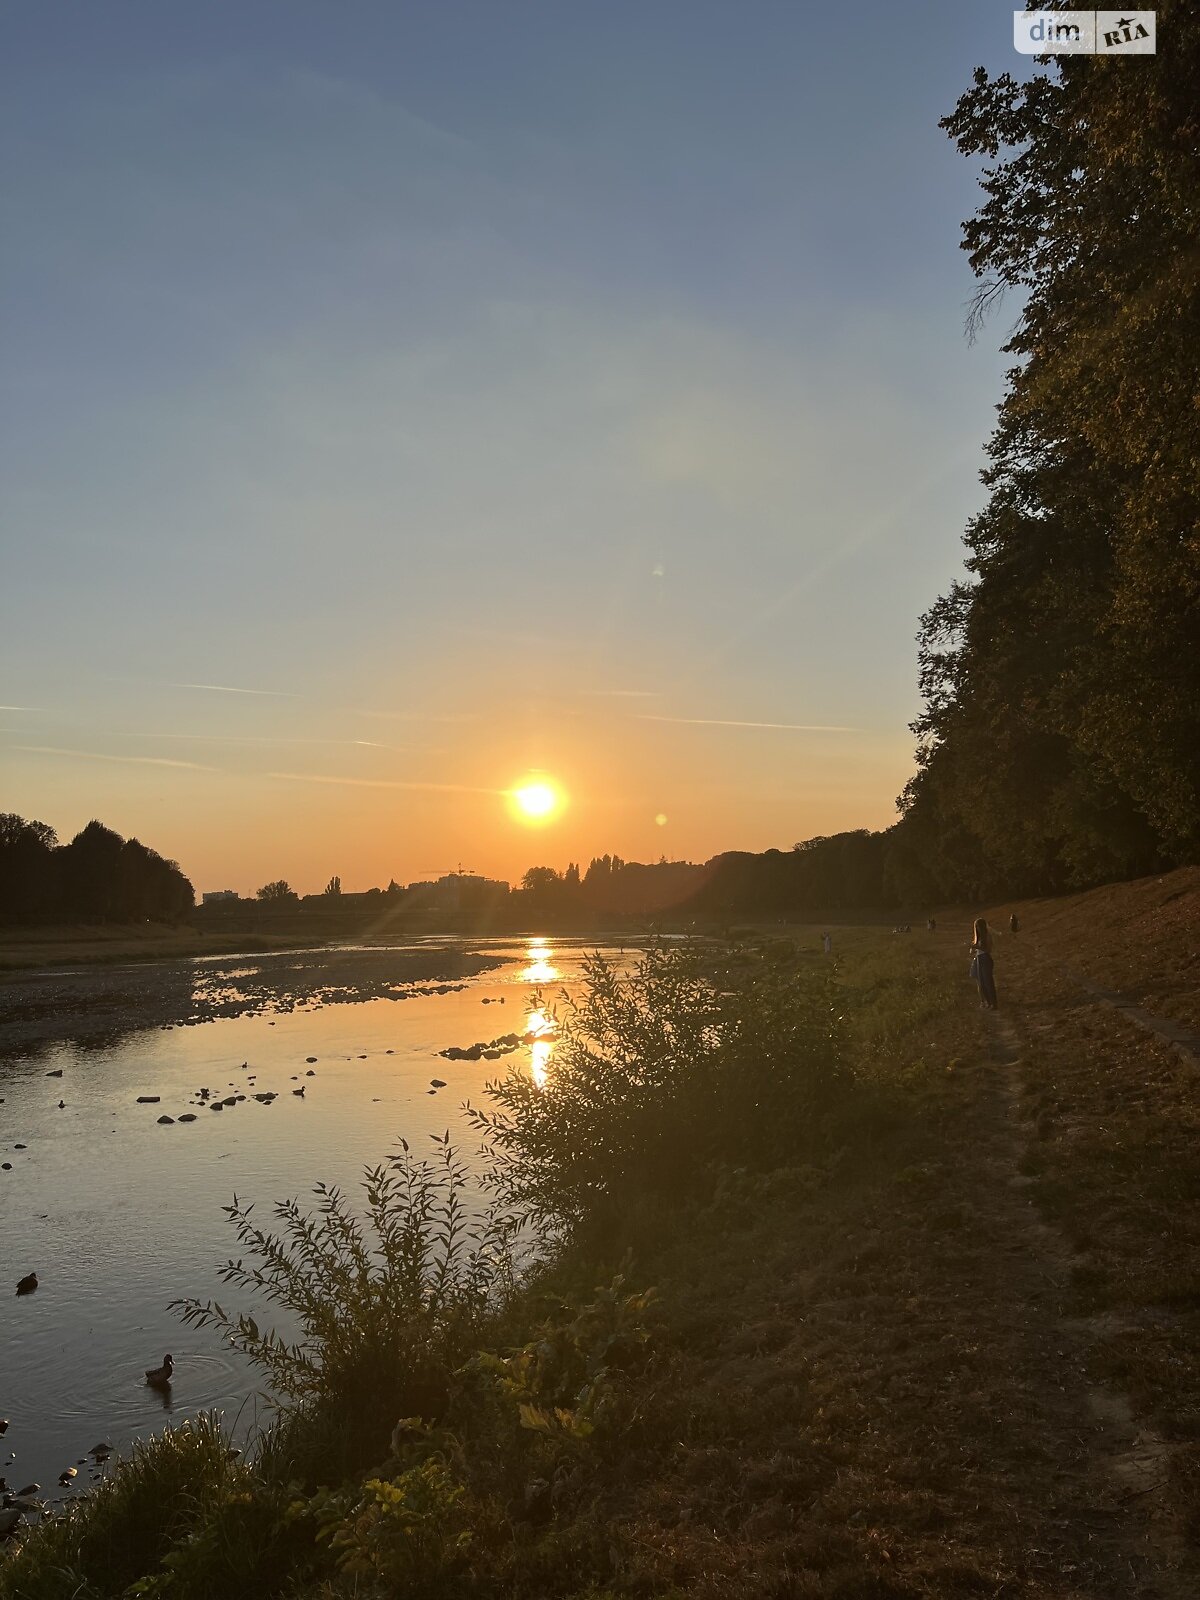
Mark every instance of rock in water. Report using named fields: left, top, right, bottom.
left=136, top=1096, right=160, bottom=1104
left=15, top=1273, right=38, bottom=1296
left=157, top=1115, right=175, bottom=1125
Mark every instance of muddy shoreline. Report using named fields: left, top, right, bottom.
left=0, top=946, right=507, bottom=1059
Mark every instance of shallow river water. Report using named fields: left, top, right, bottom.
left=0, top=936, right=620, bottom=1499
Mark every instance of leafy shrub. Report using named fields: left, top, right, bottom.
left=171, top=1135, right=514, bottom=1456
left=469, top=946, right=850, bottom=1228
left=464, top=1274, right=656, bottom=1444
left=305, top=1458, right=472, bottom=1590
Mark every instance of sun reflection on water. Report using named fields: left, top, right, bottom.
left=520, top=938, right=559, bottom=984
left=525, top=1006, right=556, bottom=1089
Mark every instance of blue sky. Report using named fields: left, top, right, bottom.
left=2, top=2, right=1022, bottom=891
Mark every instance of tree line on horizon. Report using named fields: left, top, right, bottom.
left=0, top=814, right=195, bottom=924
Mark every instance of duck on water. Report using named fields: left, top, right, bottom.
left=145, top=1354, right=174, bottom=1389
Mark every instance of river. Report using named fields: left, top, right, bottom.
left=0, top=935, right=626, bottom=1500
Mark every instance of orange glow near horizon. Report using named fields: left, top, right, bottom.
left=3, top=709, right=913, bottom=897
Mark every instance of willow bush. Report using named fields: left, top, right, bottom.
left=171, top=1134, right=514, bottom=1456
left=469, top=945, right=851, bottom=1231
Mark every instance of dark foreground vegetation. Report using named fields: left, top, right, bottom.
left=4, top=872, right=1199, bottom=1597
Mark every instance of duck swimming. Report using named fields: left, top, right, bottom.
left=144, top=1354, right=174, bottom=1388
left=15, top=1272, right=38, bottom=1296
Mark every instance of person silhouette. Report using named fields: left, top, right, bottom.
left=971, top=917, right=998, bottom=1009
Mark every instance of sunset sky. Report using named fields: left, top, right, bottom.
left=2, top=1, right=1016, bottom=894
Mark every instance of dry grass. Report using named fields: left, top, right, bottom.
left=539, top=933, right=1194, bottom=1598
left=983, top=892, right=1200, bottom=1567
left=985, top=864, right=1200, bottom=1032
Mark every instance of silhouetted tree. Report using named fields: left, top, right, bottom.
left=257, top=880, right=299, bottom=903
left=323, top=875, right=342, bottom=896
left=2, top=815, right=192, bottom=923
left=521, top=866, right=561, bottom=895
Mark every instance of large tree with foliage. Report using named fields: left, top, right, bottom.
left=904, top=3, right=1200, bottom=891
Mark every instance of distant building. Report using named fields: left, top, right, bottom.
left=202, top=890, right=239, bottom=904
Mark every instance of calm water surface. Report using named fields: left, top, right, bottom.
left=0, top=937, right=620, bottom=1498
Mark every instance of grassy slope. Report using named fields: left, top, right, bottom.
left=533, top=900, right=1199, bottom=1598
left=3, top=872, right=1198, bottom=1597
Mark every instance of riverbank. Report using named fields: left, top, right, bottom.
left=0, top=923, right=313, bottom=973
left=3, top=874, right=1198, bottom=1597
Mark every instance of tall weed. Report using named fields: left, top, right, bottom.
left=171, top=1134, right=514, bottom=1454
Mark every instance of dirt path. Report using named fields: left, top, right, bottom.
left=922, top=921, right=1200, bottom=1594
left=977, top=1007, right=1194, bottom=1596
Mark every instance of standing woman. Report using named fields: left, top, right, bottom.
left=971, top=917, right=998, bottom=1010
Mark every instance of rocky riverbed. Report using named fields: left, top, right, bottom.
left=0, top=943, right=505, bottom=1058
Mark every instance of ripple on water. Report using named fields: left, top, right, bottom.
left=14, top=1339, right=265, bottom=1497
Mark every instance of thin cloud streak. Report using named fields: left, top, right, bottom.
left=577, top=689, right=661, bottom=699
left=351, top=709, right=479, bottom=724
left=172, top=682, right=298, bottom=698
left=267, top=770, right=501, bottom=795
left=146, top=733, right=426, bottom=750
left=11, top=744, right=216, bottom=771
left=637, top=716, right=861, bottom=733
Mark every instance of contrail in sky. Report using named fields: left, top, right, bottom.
left=267, top=770, right=500, bottom=795
left=148, top=733, right=424, bottom=750
left=12, top=745, right=215, bottom=771
left=352, top=709, right=478, bottom=723
left=636, top=715, right=860, bottom=733
left=577, top=689, right=660, bottom=698
left=171, top=682, right=297, bottom=697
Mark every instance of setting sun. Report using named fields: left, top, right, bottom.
left=509, top=776, right=566, bottom=825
